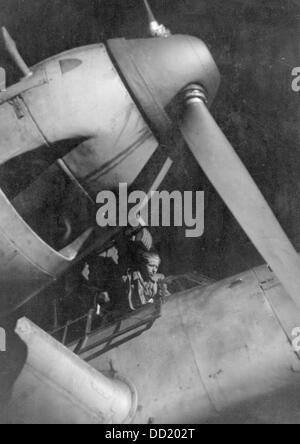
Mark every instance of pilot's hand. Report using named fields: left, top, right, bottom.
left=97, top=292, right=110, bottom=305
left=158, top=282, right=171, bottom=302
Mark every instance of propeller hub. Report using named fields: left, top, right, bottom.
left=107, top=35, right=220, bottom=139
left=182, top=84, right=208, bottom=106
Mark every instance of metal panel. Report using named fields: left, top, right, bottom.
left=95, top=264, right=300, bottom=424
left=0, top=96, right=47, bottom=165
left=0, top=189, right=77, bottom=315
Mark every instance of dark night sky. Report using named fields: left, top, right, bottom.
left=1, top=0, right=300, bottom=279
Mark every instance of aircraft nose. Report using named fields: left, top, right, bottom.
left=107, top=34, right=220, bottom=136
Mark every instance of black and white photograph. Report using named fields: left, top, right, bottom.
left=0, top=0, right=300, bottom=426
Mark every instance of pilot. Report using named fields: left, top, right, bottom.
left=86, top=227, right=153, bottom=298
left=86, top=229, right=169, bottom=314
left=122, top=249, right=170, bottom=311
left=115, top=227, right=154, bottom=275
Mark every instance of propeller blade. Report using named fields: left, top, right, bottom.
left=180, top=90, right=300, bottom=307
left=143, top=0, right=156, bottom=23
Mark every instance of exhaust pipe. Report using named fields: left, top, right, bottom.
left=1, top=318, right=137, bottom=424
